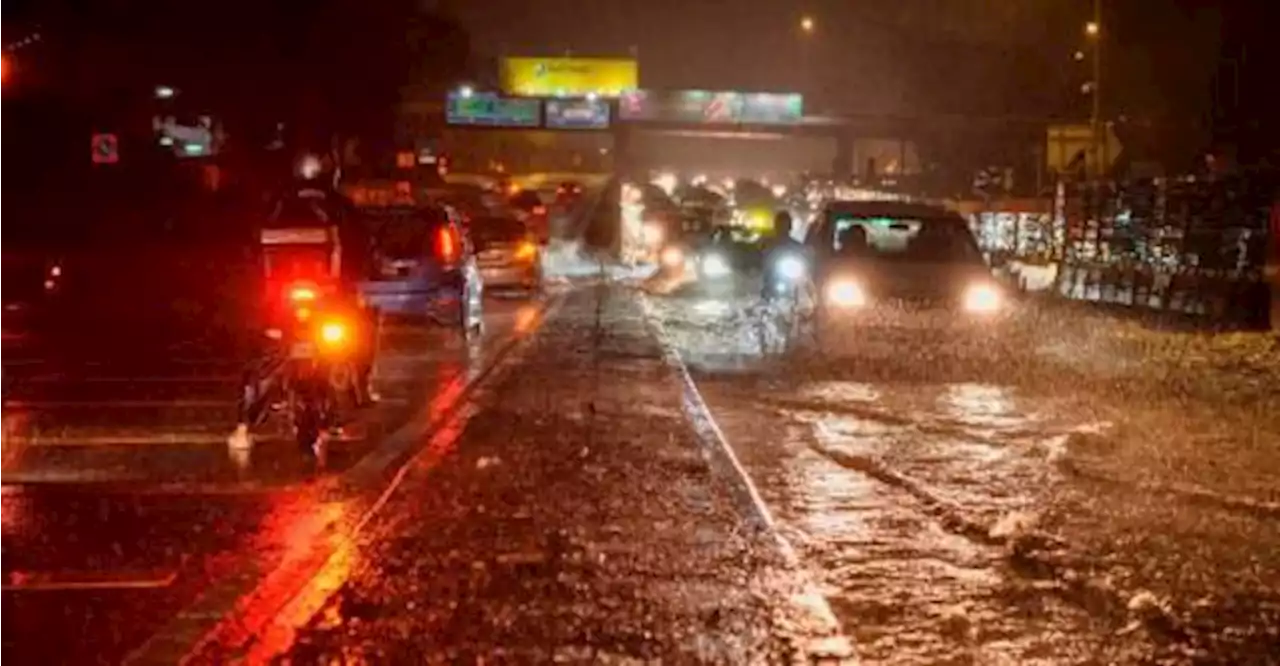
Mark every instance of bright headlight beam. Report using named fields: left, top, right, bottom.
left=963, top=283, right=1002, bottom=313
left=776, top=255, right=806, bottom=281
left=826, top=279, right=867, bottom=307
left=702, top=253, right=731, bottom=277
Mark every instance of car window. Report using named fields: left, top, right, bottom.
left=470, top=217, right=528, bottom=244
left=825, top=213, right=984, bottom=263
left=371, top=208, right=447, bottom=260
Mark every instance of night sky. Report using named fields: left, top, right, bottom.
left=443, top=0, right=1227, bottom=126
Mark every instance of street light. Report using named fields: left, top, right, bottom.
left=800, top=16, right=815, bottom=33
left=458, top=85, right=474, bottom=99
left=1087, top=0, right=1103, bottom=176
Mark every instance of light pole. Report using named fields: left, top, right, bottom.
left=1086, top=0, right=1103, bottom=176
left=798, top=16, right=816, bottom=107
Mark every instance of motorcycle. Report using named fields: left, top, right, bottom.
left=237, top=279, right=364, bottom=453
left=232, top=224, right=370, bottom=455
left=756, top=248, right=817, bottom=354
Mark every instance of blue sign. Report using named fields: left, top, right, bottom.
left=446, top=93, right=541, bottom=128
left=544, top=98, right=611, bottom=130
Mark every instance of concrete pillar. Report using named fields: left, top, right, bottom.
left=610, top=122, right=632, bottom=179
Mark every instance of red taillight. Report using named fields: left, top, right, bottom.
left=533, top=205, right=547, bottom=216
left=435, top=226, right=458, bottom=262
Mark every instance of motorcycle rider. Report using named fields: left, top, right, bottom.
left=277, top=155, right=379, bottom=405
left=229, top=154, right=379, bottom=451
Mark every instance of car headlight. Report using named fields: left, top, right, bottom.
left=963, top=283, right=1003, bottom=313
left=660, top=246, right=685, bottom=268
left=701, top=252, right=731, bottom=277
left=825, top=279, right=867, bottom=308
left=776, top=255, right=806, bottom=281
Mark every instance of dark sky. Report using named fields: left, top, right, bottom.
left=442, top=0, right=1226, bottom=124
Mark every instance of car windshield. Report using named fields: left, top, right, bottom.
left=827, top=214, right=984, bottom=264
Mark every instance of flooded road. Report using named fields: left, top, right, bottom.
left=649, top=291, right=1280, bottom=664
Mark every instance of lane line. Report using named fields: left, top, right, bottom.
left=3, top=396, right=410, bottom=410
left=4, top=399, right=231, bottom=409
left=4, top=569, right=179, bottom=592
left=640, top=293, right=858, bottom=663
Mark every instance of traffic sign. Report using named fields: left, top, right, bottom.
left=91, top=133, right=119, bottom=164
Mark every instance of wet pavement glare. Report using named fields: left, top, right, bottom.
left=649, top=289, right=1280, bottom=665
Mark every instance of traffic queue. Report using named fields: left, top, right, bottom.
left=629, top=173, right=1017, bottom=353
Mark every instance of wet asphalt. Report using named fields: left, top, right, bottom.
left=648, top=279, right=1280, bottom=665
left=1, top=297, right=544, bottom=665
left=268, top=284, right=849, bottom=665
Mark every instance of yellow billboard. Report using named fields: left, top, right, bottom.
left=501, top=57, right=638, bottom=98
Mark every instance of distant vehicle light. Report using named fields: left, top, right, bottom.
left=533, top=205, right=547, bottom=216
left=297, top=154, right=323, bottom=180
left=48, top=265, right=61, bottom=278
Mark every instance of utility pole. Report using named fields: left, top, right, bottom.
left=1089, top=0, right=1104, bottom=177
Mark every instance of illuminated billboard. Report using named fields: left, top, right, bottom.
left=618, top=90, right=803, bottom=124
left=446, top=93, right=541, bottom=128
left=545, top=98, right=611, bottom=130
left=501, top=57, right=638, bottom=98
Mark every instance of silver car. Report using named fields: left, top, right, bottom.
left=470, top=216, right=543, bottom=295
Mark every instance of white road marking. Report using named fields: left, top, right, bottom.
left=641, top=295, right=858, bottom=663
left=4, top=569, right=179, bottom=592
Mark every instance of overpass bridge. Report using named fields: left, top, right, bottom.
left=611, top=112, right=1058, bottom=178
left=413, top=94, right=1063, bottom=182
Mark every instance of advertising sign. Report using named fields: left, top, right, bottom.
left=545, top=98, right=611, bottom=130
left=446, top=93, right=541, bottom=128
left=502, top=57, right=638, bottom=98
left=618, top=90, right=802, bottom=124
